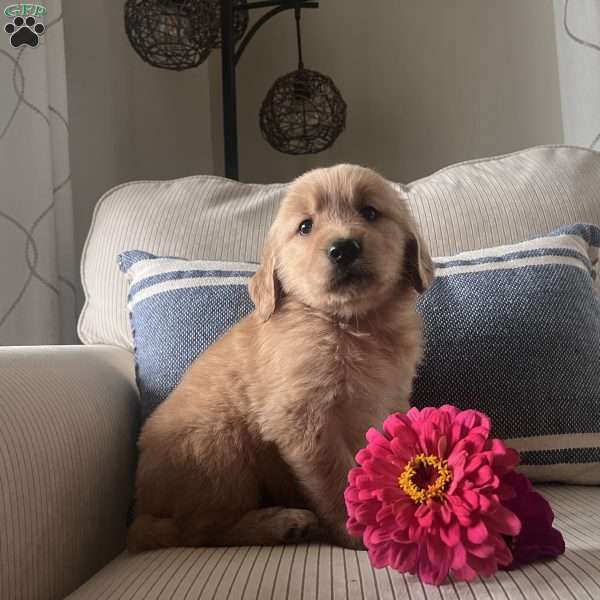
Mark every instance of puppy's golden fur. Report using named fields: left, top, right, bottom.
left=128, top=164, right=433, bottom=552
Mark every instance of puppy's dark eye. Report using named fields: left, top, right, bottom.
left=360, top=205, right=379, bottom=222
left=298, top=219, right=313, bottom=235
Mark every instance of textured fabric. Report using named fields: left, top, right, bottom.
left=0, top=2, right=80, bottom=345
left=67, top=485, right=600, bottom=600
left=119, top=226, right=600, bottom=482
left=119, top=251, right=257, bottom=417
left=0, top=345, right=139, bottom=600
left=412, top=224, right=600, bottom=484
left=79, top=145, right=600, bottom=350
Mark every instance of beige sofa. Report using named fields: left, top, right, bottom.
left=1, top=145, right=599, bottom=599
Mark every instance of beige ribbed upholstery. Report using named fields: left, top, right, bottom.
left=67, top=486, right=600, bottom=600
left=79, top=145, right=600, bottom=350
left=0, top=346, right=139, bottom=600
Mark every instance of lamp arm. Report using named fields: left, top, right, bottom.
left=234, top=1, right=318, bottom=66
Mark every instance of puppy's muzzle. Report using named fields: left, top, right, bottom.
left=328, top=238, right=362, bottom=267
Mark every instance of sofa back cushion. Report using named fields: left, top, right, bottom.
left=79, top=145, right=600, bottom=349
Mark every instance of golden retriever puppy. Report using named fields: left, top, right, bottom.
left=128, top=164, right=433, bottom=552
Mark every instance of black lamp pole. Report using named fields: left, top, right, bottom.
left=219, top=0, right=318, bottom=180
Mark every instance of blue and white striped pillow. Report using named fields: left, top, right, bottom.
left=119, top=224, right=600, bottom=483
left=118, top=251, right=257, bottom=418
left=411, top=224, right=600, bottom=484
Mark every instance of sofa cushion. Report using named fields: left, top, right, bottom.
left=78, top=145, right=600, bottom=350
left=67, top=485, right=600, bottom=600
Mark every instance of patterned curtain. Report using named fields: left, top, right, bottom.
left=0, top=0, right=78, bottom=345
left=554, top=0, right=600, bottom=150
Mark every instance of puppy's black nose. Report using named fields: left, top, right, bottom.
left=328, top=239, right=362, bottom=266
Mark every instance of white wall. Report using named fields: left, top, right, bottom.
left=211, top=0, right=563, bottom=183
left=63, top=1, right=214, bottom=257
left=64, top=0, right=563, bottom=251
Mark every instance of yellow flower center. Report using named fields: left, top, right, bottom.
left=398, top=454, right=453, bottom=504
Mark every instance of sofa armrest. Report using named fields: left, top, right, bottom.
left=0, top=345, right=140, bottom=600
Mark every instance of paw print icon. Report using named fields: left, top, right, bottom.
left=5, top=16, right=45, bottom=48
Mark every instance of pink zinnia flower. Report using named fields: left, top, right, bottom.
left=344, top=405, right=522, bottom=585
left=500, top=471, right=565, bottom=569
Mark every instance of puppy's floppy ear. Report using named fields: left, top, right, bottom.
left=403, top=226, right=434, bottom=294
left=249, top=238, right=282, bottom=321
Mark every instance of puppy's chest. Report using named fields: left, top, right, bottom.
left=281, top=324, right=398, bottom=409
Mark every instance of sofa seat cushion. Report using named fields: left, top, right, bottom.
left=68, top=486, right=600, bottom=599
left=78, top=145, right=600, bottom=350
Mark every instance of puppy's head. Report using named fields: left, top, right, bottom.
left=249, top=164, right=433, bottom=320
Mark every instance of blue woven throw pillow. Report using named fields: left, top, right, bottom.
left=119, top=224, right=600, bottom=483
left=411, top=224, right=600, bottom=483
left=118, top=251, right=257, bottom=418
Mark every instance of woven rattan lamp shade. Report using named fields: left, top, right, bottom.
left=259, top=68, right=346, bottom=155
left=125, top=0, right=248, bottom=71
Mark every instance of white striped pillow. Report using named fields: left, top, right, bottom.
left=81, top=146, right=600, bottom=350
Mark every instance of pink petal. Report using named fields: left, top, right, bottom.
left=375, top=503, right=394, bottom=522
left=450, top=541, right=467, bottom=570
left=392, top=527, right=412, bottom=544
left=473, top=465, right=495, bottom=487
left=389, top=437, right=415, bottom=462
left=463, top=489, right=480, bottom=510
left=486, top=502, right=521, bottom=537
left=467, top=520, right=488, bottom=544
left=479, top=494, right=492, bottom=512
left=347, top=467, right=364, bottom=485
left=466, top=542, right=495, bottom=558
left=369, top=542, right=397, bottom=569
left=365, top=525, right=395, bottom=545
left=355, top=448, right=372, bottom=465
left=418, top=543, right=450, bottom=586
left=365, top=428, right=392, bottom=448
left=440, top=502, right=453, bottom=525
left=393, top=543, right=419, bottom=572
left=354, top=503, right=380, bottom=525
left=440, top=521, right=461, bottom=547
left=378, top=486, right=406, bottom=504
left=439, top=404, right=461, bottom=420
left=366, top=442, right=395, bottom=461
left=455, top=409, right=491, bottom=437
left=415, top=503, right=434, bottom=528
left=363, top=456, right=404, bottom=479
left=383, top=413, right=414, bottom=440
left=447, top=495, right=474, bottom=526
left=490, top=534, right=513, bottom=566
left=346, top=517, right=365, bottom=536
left=490, top=441, right=520, bottom=472
left=452, top=563, right=478, bottom=582
left=437, top=435, right=448, bottom=459
left=466, top=553, right=498, bottom=578
left=426, top=535, right=450, bottom=566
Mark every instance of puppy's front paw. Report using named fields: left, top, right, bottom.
left=267, top=507, right=320, bottom=544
